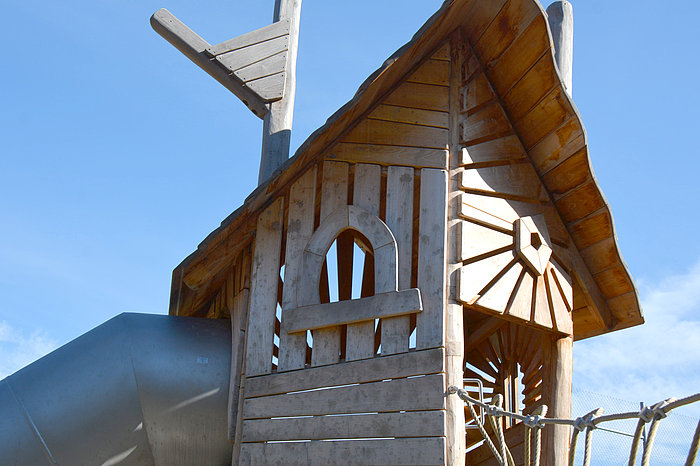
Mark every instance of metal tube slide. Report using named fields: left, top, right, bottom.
left=0, top=313, right=232, bottom=465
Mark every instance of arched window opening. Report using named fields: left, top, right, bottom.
left=319, top=229, right=375, bottom=360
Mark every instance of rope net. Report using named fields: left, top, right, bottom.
left=448, top=386, right=700, bottom=466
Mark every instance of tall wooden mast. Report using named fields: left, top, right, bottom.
left=150, top=0, right=302, bottom=185
left=259, top=0, right=302, bottom=184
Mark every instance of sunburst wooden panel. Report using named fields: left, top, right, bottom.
left=457, top=212, right=573, bottom=335
left=464, top=323, right=545, bottom=435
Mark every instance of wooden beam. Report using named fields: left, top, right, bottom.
left=245, top=347, right=444, bottom=398
left=284, top=289, right=422, bottom=334
left=239, top=437, right=446, bottom=466
left=466, top=316, right=507, bottom=352
left=571, top=248, right=614, bottom=330
left=150, top=9, right=268, bottom=118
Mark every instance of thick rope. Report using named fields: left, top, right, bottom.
left=570, top=408, right=603, bottom=466
left=486, top=394, right=516, bottom=466
left=686, top=420, right=700, bottom=466
left=627, top=417, right=647, bottom=466
left=531, top=405, right=547, bottom=466
left=448, top=387, right=699, bottom=465
left=640, top=399, right=673, bottom=466
left=466, top=398, right=504, bottom=465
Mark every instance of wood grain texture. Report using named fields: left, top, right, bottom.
left=383, top=166, right=415, bottom=354
left=473, top=0, right=540, bottom=70
left=343, top=119, right=448, bottom=149
left=417, top=168, right=448, bottom=349
left=460, top=163, right=548, bottom=202
left=460, top=135, right=525, bottom=166
left=541, top=335, right=573, bottom=466
left=284, top=289, right=422, bottom=334
left=216, top=35, right=289, bottom=71
left=242, top=410, right=445, bottom=441
left=458, top=250, right=515, bottom=305
left=476, top=261, right=524, bottom=313
left=326, top=143, right=447, bottom=169
left=369, top=104, right=449, bottom=128
left=245, top=347, right=444, bottom=398
left=459, top=219, right=513, bottom=262
left=312, top=161, right=349, bottom=367
left=206, top=19, right=290, bottom=56
left=346, top=163, right=381, bottom=361
left=245, top=198, right=284, bottom=376
left=278, top=168, right=316, bottom=371
left=407, top=59, right=450, bottom=86
left=383, top=82, right=450, bottom=112
left=239, top=437, right=446, bottom=466
left=243, top=373, right=445, bottom=418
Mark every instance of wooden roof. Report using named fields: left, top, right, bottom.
left=170, top=0, right=643, bottom=339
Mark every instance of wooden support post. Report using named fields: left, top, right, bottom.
left=541, top=334, right=573, bottom=466
left=546, top=1, right=574, bottom=94
left=258, top=0, right=302, bottom=184
left=447, top=34, right=466, bottom=466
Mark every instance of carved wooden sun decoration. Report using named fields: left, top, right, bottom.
left=457, top=213, right=573, bottom=335
left=514, top=215, right=552, bottom=276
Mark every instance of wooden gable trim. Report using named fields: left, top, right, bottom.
left=169, top=0, right=642, bottom=339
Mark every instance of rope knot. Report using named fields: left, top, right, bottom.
left=639, top=399, right=672, bottom=423
left=523, top=414, right=543, bottom=429
left=573, top=412, right=599, bottom=432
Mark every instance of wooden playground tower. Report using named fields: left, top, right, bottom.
left=152, top=0, right=644, bottom=464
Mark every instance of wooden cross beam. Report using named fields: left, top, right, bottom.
left=151, top=0, right=302, bottom=185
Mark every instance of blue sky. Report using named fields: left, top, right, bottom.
left=2, top=0, right=699, bottom=442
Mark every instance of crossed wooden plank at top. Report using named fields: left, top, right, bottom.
left=151, top=9, right=292, bottom=118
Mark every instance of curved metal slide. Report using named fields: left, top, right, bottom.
left=0, top=313, right=233, bottom=465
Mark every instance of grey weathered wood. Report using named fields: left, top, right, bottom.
left=245, top=72, right=286, bottom=102
left=546, top=1, right=574, bottom=94
left=284, top=289, right=422, bottom=334
left=244, top=198, right=284, bottom=376
left=383, top=166, right=414, bottom=354
left=258, top=0, right=302, bottom=184
left=239, top=437, right=446, bottom=466
left=278, top=168, right=316, bottom=371
left=417, top=168, right=448, bottom=349
left=234, top=51, right=287, bottom=83
left=205, top=18, right=290, bottom=56
left=311, top=161, right=348, bottom=366
left=150, top=9, right=268, bottom=117
left=446, top=38, right=466, bottom=466
left=216, top=35, right=289, bottom=72
left=241, top=410, right=445, bottom=442
left=347, top=163, right=381, bottom=361
left=243, top=373, right=445, bottom=418
left=227, top=288, right=249, bottom=440
left=245, top=347, right=444, bottom=397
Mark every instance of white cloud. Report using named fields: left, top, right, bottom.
left=0, top=322, right=57, bottom=380
left=573, top=259, right=700, bottom=418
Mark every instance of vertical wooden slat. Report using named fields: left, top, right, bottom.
left=231, top=287, right=250, bottom=464
left=347, top=163, right=381, bottom=360
left=416, top=168, right=448, bottom=349
left=312, top=161, right=349, bottom=366
left=382, top=165, right=414, bottom=354
left=541, top=334, right=573, bottom=466
left=445, top=34, right=466, bottom=466
left=245, top=198, right=284, bottom=376
left=278, top=168, right=317, bottom=371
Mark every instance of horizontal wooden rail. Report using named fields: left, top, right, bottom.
left=284, top=289, right=422, bottom=334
